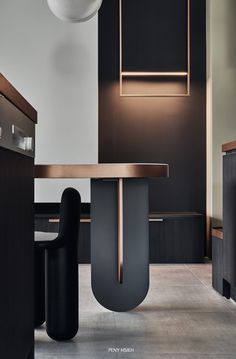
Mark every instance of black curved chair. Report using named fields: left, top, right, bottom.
left=35, top=187, right=81, bottom=341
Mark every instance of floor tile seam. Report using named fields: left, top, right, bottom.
left=184, top=264, right=209, bottom=286
left=211, top=292, right=236, bottom=315
left=228, top=308, right=236, bottom=317
left=222, top=294, right=236, bottom=315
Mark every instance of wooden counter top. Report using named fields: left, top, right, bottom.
left=35, top=163, right=169, bottom=179
left=0, top=73, right=37, bottom=123
left=222, top=141, right=236, bottom=153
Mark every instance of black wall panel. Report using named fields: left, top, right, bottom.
left=0, top=148, right=34, bottom=359
left=99, top=0, right=206, bottom=214
left=223, top=152, right=236, bottom=286
left=122, top=0, right=188, bottom=72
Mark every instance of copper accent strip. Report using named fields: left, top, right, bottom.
left=48, top=219, right=59, bottom=223
left=34, top=164, right=169, bottom=179
left=222, top=141, right=236, bottom=153
left=49, top=218, right=91, bottom=224
left=187, top=0, right=191, bottom=96
left=117, top=178, right=123, bottom=284
left=119, top=0, right=191, bottom=97
left=122, top=72, right=188, bottom=77
left=212, top=228, right=223, bottom=240
left=0, top=74, right=37, bottom=123
left=119, top=0, right=122, bottom=97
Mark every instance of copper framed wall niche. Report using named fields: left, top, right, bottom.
left=119, top=0, right=191, bottom=97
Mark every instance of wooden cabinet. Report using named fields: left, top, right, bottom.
left=149, top=213, right=205, bottom=263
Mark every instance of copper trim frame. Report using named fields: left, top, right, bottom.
left=117, top=178, right=123, bottom=284
left=34, top=163, right=169, bottom=179
left=222, top=141, right=236, bottom=153
left=119, top=0, right=191, bottom=97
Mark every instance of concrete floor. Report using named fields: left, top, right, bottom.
left=35, top=264, right=236, bottom=359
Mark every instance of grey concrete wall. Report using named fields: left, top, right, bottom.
left=0, top=0, right=98, bottom=202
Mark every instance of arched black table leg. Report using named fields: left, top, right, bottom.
left=34, top=247, right=45, bottom=328
left=45, top=247, right=78, bottom=341
left=91, top=178, right=149, bottom=312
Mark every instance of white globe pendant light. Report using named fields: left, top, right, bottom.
left=47, top=0, right=103, bottom=23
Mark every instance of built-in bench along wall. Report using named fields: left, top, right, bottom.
left=35, top=206, right=204, bottom=264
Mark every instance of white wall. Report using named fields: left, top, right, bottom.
left=0, top=0, right=98, bottom=202
left=208, top=0, right=236, bottom=224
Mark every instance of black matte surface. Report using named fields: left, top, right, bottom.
left=0, top=147, right=34, bottom=359
left=223, top=153, right=236, bottom=286
left=212, top=234, right=231, bottom=300
left=99, top=0, right=206, bottom=216
left=34, top=248, right=45, bottom=327
left=122, top=0, right=187, bottom=72
left=150, top=214, right=204, bottom=263
left=91, top=179, right=149, bottom=312
left=37, top=188, right=81, bottom=341
left=35, top=202, right=90, bottom=216
left=212, top=236, right=223, bottom=295
left=35, top=206, right=90, bottom=264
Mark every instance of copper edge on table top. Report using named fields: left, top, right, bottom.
left=222, top=141, right=236, bottom=153
left=0, top=73, right=37, bottom=123
left=34, top=163, right=169, bottom=179
left=212, top=227, right=223, bottom=240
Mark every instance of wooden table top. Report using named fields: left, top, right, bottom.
left=35, top=163, right=169, bottom=179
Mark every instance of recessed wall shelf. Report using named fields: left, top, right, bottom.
left=119, top=0, right=191, bottom=97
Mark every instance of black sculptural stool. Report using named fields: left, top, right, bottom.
left=35, top=187, right=81, bottom=341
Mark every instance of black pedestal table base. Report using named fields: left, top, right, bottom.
left=91, top=178, right=149, bottom=312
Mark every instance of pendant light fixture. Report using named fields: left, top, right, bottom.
left=47, top=0, right=103, bottom=23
